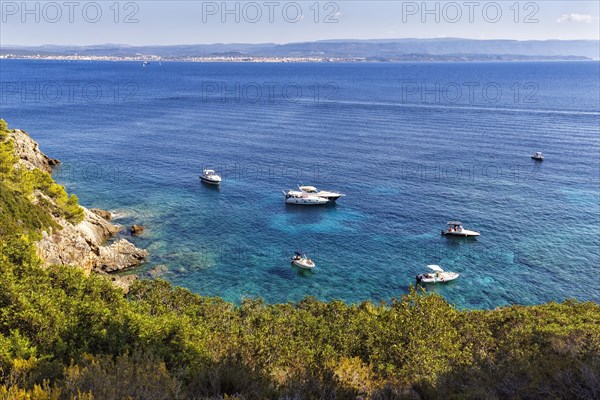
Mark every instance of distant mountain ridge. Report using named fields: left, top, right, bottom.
left=2, top=38, right=599, bottom=60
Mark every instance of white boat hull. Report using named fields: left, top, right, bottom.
left=317, top=194, right=342, bottom=201
left=292, top=259, right=315, bottom=270
left=200, top=176, right=221, bottom=185
left=442, top=229, right=480, bottom=237
left=285, top=190, right=330, bottom=205
left=286, top=197, right=330, bottom=205
left=298, top=186, right=344, bottom=202
left=312, top=191, right=343, bottom=201
left=532, top=152, right=544, bottom=161
left=416, top=272, right=459, bottom=284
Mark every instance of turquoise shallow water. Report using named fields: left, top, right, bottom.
left=1, top=60, right=599, bottom=308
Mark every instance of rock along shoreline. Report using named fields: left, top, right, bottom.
left=8, top=128, right=148, bottom=292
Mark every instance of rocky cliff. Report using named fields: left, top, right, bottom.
left=8, top=129, right=61, bottom=173
left=7, top=129, right=147, bottom=287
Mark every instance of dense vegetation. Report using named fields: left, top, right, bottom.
left=0, top=119, right=84, bottom=233
left=1, top=119, right=599, bottom=399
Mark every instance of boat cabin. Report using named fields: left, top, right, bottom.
left=446, top=221, right=463, bottom=232
left=299, top=186, right=318, bottom=193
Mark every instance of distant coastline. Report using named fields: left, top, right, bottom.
left=0, top=54, right=593, bottom=63
left=3, top=38, right=598, bottom=63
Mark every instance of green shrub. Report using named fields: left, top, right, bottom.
left=0, top=119, right=8, bottom=139
left=0, top=121, right=84, bottom=228
left=0, top=185, right=59, bottom=239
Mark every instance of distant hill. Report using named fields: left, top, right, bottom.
left=2, top=38, right=599, bottom=60
left=259, top=38, right=599, bottom=59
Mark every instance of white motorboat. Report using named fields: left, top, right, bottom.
left=298, top=185, right=345, bottom=202
left=416, top=265, right=459, bottom=284
left=441, top=221, right=480, bottom=237
left=531, top=151, right=544, bottom=161
left=284, top=190, right=331, bottom=205
left=200, top=169, right=221, bottom=185
left=291, top=252, right=316, bottom=270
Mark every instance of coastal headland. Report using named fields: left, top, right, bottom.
left=5, top=127, right=147, bottom=290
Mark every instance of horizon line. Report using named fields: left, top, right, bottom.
left=4, top=37, right=600, bottom=48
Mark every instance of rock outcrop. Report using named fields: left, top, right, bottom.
left=9, top=128, right=148, bottom=282
left=108, top=274, right=138, bottom=294
left=90, top=208, right=113, bottom=220
left=131, top=225, right=144, bottom=235
left=36, top=208, right=148, bottom=275
left=96, top=239, right=147, bottom=273
left=7, top=129, right=61, bottom=173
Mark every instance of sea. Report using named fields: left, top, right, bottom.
left=1, top=59, right=598, bottom=309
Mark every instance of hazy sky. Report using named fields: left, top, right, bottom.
left=1, top=1, right=599, bottom=46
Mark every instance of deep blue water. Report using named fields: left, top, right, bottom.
left=1, top=59, right=599, bottom=308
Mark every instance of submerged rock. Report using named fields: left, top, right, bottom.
left=148, top=264, right=168, bottom=278
left=131, top=224, right=144, bottom=235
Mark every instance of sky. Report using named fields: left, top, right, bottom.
left=1, top=1, right=599, bottom=46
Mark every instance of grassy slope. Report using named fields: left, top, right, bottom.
left=1, top=120, right=599, bottom=399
